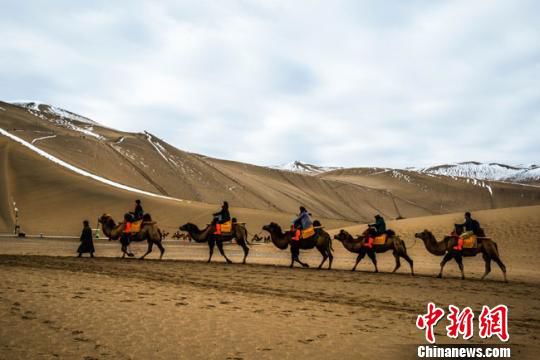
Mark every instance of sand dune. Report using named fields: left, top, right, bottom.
left=2, top=100, right=539, bottom=232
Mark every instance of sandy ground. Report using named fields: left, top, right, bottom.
left=1, top=205, right=539, bottom=359
left=0, top=232, right=539, bottom=359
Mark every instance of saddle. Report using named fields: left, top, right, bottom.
left=460, top=232, right=478, bottom=248
left=373, top=233, right=387, bottom=246
left=130, top=220, right=143, bottom=233
left=301, top=226, right=316, bottom=239
left=214, top=220, right=233, bottom=235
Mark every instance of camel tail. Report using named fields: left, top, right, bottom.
left=326, top=232, right=334, bottom=252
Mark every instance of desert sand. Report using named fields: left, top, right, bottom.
left=1, top=206, right=539, bottom=359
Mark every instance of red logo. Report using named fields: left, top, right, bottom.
left=446, top=305, right=474, bottom=340
left=416, top=302, right=445, bottom=344
left=417, top=304, right=509, bottom=343
left=479, top=305, right=509, bottom=342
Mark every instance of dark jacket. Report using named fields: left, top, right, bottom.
left=78, top=226, right=95, bottom=253
left=293, top=211, right=313, bottom=229
left=213, top=207, right=231, bottom=224
left=369, top=217, right=386, bottom=235
left=457, top=218, right=481, bottom=235
left=134, top=204, right=144, bottom=220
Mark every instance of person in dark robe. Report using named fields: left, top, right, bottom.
left=77, top=220, right=95, bottom=257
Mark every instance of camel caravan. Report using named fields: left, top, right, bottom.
left=93, top=200, right=507, bottom=282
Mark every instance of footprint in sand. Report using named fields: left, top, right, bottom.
left=72, top=330, right=84, bottom=335
left=298, top=339, right=315, bottom=344
left=175, top=302, right=188, bottom=306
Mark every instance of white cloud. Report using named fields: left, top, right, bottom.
left=1, top=0, right=539, bottom=168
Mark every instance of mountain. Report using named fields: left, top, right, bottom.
left=417, top=162, right=540, bottom=184
left=271, top=161, right=341, bottom=175
left=1, top=100, right=540, bottom=235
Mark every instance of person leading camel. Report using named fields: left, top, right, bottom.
left=77, top=220, right=95, bottom=258
left=121, top=213, right=134, bottom=257
left=212, top=201, right=231, bottom=235
left=453, top=212, right=481, bottom=251
left=292, top=206, right=313, bottom=241
left=366, top=214, right=386, bottom=248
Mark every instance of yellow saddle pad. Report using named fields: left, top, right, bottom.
left=301, top=226, right=316, bottom=239
left=373, top=234, right=387, bottom=245
left=221, top=221, right=233, bottom=233
left=462, top=235, right=477, bottom=249
left=130, top=220, right=143, bottom=233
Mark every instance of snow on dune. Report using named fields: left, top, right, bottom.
left=10, top=101, right=98, bottom=125
left=418, top=162, right=540, bottom=182
left=0, top=128, right=183, bottom=202
left=271, top=160, right=340, bottom=175
left=145, top=131, right=170, bottom=164
left=31, top=134, right=57, bottom=144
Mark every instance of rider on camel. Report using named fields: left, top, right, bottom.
left=134, top=199, right=144, bottom=221
left=292, top=206, right=313, bottom=241
left=213, top=201, right=231, bottom=235
left=366, top=214, right=386, bottom=248
left=453, top=212, right=480, bottom=251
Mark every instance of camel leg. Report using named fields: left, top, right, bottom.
left=438, top=253, right=453, bottom=278
left=316, top=247, right=328, bottom=270
left=367, top=251, right=378, bottom=273
left=492, top=256, right=507, bottom=282
left=401, top=252, right=414, bottom=276
left=292, top=246, right=309, bottom=268
left=238, top=240, right=249, bottom=264
left=207, top=239, right=215, bottom=263
left=216, top=241, right=233, bottom=264
left=140, top=242, right=153, bottom=260
left=392, top=251, right=401, bottom=273
left=481, top=253, right=491, bottom=280
left=454, top=253, right=465, bottom=280
left=156, top=241, right=165, bottom=260
left=327, top=249, right=333, bottom=270
left=352, top=251, right=366, bottom=271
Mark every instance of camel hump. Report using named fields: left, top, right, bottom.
left=313, top=220, right=322, bottom=227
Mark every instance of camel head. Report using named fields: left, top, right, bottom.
left=98, top=214, right=115, bottom=227
left=179, top=222, right=203, bottom=233
left=333, top=229, right=353, bottom=242
left=262, top=222, right=283, bottom=236
left=415, top=229, right=434, bottom=243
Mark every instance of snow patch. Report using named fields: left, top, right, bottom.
left=417, top=162, right=540, bottom=183
left=271, top=160, right=341, bottom=175
left=31, top=134, right=57, bottom=144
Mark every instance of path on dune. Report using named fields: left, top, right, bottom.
left=0, top=255, right=538, bottom=359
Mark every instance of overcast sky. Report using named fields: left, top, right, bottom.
left=1, top=0, right=539, bottom=168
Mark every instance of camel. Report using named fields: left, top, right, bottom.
left=179, top=222, right=250, bottom=264
left=415, top=229, right=507, bottom=282
left=333, top=230, right=414, bottom=274
left=262, top=222, right=333, bottom=269
left=98, top=214, right=165, bottom=260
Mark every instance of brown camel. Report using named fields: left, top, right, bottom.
left=179, top=222, right=250, bottom=264
left=415, top=229, right=507, bottom=282
left=262, top=222, right=333, bottom=269
left=334, top=229, right=414, bottom=274
left=98, top=214, right=165, bottom=260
